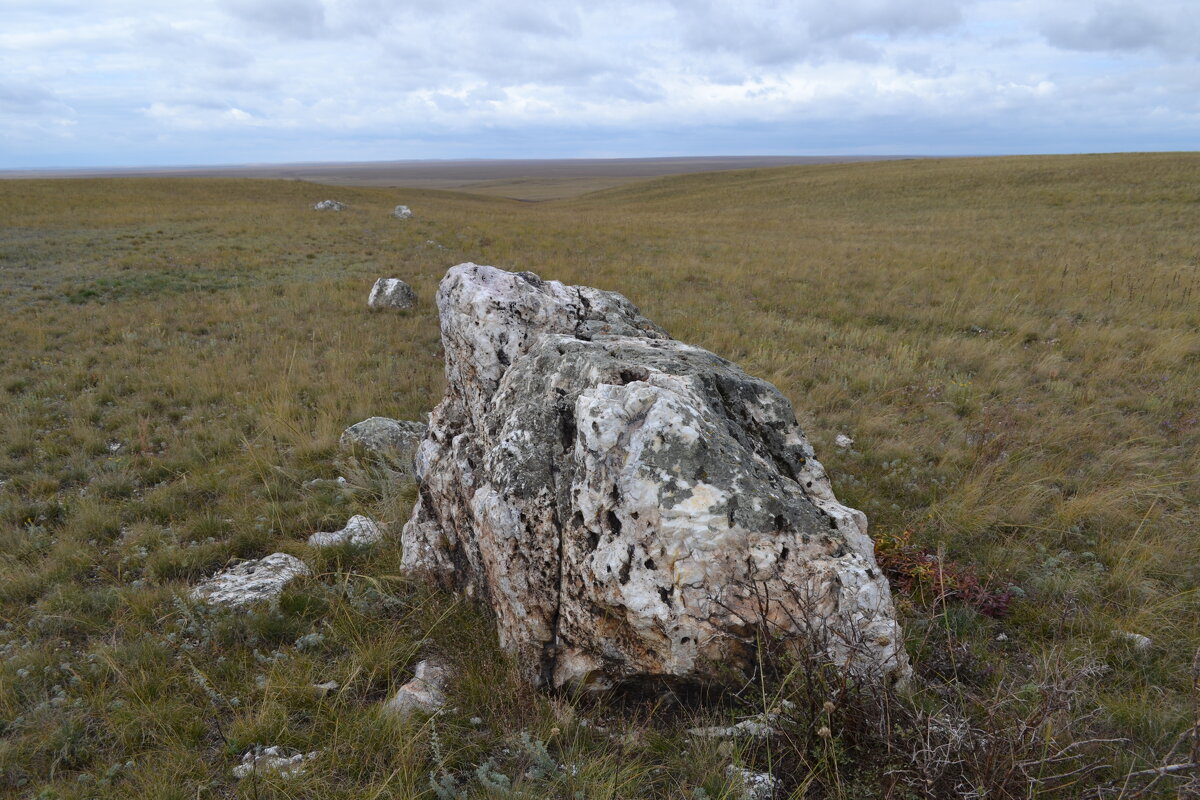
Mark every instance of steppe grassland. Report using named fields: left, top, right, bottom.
left=0, top=153, right=1196, bottom=798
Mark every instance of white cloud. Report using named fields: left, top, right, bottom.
left=0, top=0, right=1195, bottom=166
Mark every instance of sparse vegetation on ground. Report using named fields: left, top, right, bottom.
left=0, top=153, right=1197, bottom=798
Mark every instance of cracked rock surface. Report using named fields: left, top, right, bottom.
left=402, top=263, right=909, bottom=690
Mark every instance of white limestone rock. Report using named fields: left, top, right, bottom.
left=340, top=416, right=426, bottom=479
left=1117, top=631, right=1153, bottom=652
left=393, top=204, right=413, bottom=219
left=313, top=199, right=346, bottom=211
left=727, top=766, right=779, bottom=800
left=835, top=433, right=854, bottom=449
left=307, top=515, right=383, bottom=548
left=402, top=263, right=910, bottom=691
left=382, top=659, right=448, bottom=719
left=368, top=278, right=417, bottom=311
left=233, top=746, right=318, bottom=780
left=688, top=712, right=781, bottom=740
left=191, top=553, right=309, bottom=609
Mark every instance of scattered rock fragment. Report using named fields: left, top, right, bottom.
left=393, top=205, right=413, bottom=219
left=402, top=264, right=910, bottom=691
left=687, top=713, right=781, bottom=740
left=313, top=199, right=346, bottom=211
left=368, top=277, right=417, bottom=310
left=340, top=416, right=426, bottom=478
left=232, top=746, right=318, bottom=780
left=303, top=476, right=349, bottom=489
left=382, top=659, right=449, bottom=719
left=191, top=553, right=309, bottom=609
left=307, top=514, right=383, bottom=548
left=1117, top=631, right=1152, bottom=651
left=312, top=680, right=340, bottom=696
left=834, top=433, right=854, bottom=449
left=727, top=766, right=779, bottom=800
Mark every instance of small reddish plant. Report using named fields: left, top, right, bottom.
left=875, top=528, right=1015, bottom=618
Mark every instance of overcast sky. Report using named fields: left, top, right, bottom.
left=1, top=0, right=1196, bottom=168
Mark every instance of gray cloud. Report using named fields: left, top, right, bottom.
left=1041, top=1, right=1199, bottom=57
left=668, top=0, right=967, bottom=67
left=221, top=0, right=329, bottom=39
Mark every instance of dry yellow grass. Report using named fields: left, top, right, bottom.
left=0, top=153, right=1197, bottom=798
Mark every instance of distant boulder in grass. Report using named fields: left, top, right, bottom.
left=368, top=278, right=417, bottom=310
left=393, top=205, right=413, bottom=219
left=313, top=199, right=347, bottom=211
left=340, top=416, right=427, bottom=478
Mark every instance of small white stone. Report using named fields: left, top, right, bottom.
left=339, top=417, right=426, bottom=479
left=191, top=553, right=309, bottom=610
left=308, top=515, right=383, bottom=548
left=393, top=205, right=413, bottom=219
left=233, top=747, right=318, bottom=779
left=834, top=433, right=854, bottom=449
left=368, top=278, right=417, bottom=310
left=1117, top=631, right=1152, bottom=651
left=382, top=659, right=449, bottom=720
left=996, top=633, right=1008, bottom=641
left=726, top=766, right=779, bottom=800
left=313, top=681, right=340, bottom=695
left=688, top=713, right=780, bottom=740
left=313, top=199, right=346, bottom=211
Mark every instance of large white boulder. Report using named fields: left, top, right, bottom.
left=393, top=205, right=413, bottom=219
left=402, top=264, right=909, bottom=691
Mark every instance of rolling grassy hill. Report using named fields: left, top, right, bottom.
left=1, top=154, right=1197, bottom=798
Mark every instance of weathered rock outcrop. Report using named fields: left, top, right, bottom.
left=368, top=278, right=417, bottom=311
left=403, top=264, right=909, bottom=690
